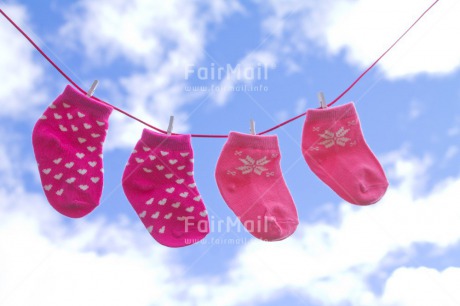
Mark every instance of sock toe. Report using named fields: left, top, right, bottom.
left=51, top=201, right=96, bottom=218
left=250, top=215, right=283, bottom=241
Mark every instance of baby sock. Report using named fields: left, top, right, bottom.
left=215, top=132, right=299, bottom=241
left=301, top=102, right=388, bottom=205
left=122, top=129, right=209, bottom=248
left=32, top=85, right=113, bottom=218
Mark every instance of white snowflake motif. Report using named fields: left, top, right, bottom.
left=309, top=146, right=320, bottom=152
left=265, top=171, right=275, bottom=177
left=271, top=153, right=278, bottom=158
left=347, top=120, right=357, bottom=126
left=236, top=155, right=271, bottom=175
left=319, top=127, right=351, bottom=148
left=234, top=151, right=242, bottom=156
left=349, top=140, right=357, bottom=147
left=227, top=170, right=236, bottom=176
left=313, top=127, right=320, bottom=132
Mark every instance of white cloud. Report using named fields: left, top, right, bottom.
left=183, top=152, right=460, bottom=306
left=381, top=267, right=460, bottom=306
left=0, top=188, right=184, bottom=306
left=3, top=133, right=460, bottom=306
left=0, top=4, right=48, bottom=118
left=322, top=0, right=460, bottom=79
left=58, top=0, right=243, bottom=149
left=212, top=51, right=277, bottom=106
left=257, top=0, right=460, bottom=79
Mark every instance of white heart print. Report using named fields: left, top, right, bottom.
left=88, top=161, right=97, bottom=167
left=166, top=187, right=175, bottom=193
left=65, top=162, right=74, bottom=168
left=158, top=198, right=167, bottom=205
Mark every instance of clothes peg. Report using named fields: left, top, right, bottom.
left=250, top=119, right=256, bottom=135
left=167, top=115, right=174, bottom=135
left=317, top=91, right=327, bottom=109
left=87, top=80, right=99, bottom=97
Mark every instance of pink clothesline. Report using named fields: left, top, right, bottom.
left=0, top=0, right=440, bottom=138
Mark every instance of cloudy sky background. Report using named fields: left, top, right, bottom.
left=1, top=0, right=460, bottom=305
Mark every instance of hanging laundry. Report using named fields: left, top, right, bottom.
left=215, top=132, right=299, bottom=241
left=122, top=129, right=209, bottom=247
left=301, top=102, right=388, bottom=205
left=32, top=85, right=113, bottom=218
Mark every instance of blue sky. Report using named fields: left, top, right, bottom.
left=1, top=0, right=460, bottom=305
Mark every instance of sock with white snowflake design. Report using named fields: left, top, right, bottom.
left=301, top=102, right=388, bottom=205
left=215, top=132, right=299, bottom=241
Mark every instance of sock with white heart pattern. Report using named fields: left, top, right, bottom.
left=32, top=85, right=112, bottom=218
left=122, top=129, right=209, bottom=248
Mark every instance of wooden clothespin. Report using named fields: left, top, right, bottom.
left=318, top=91, right=327, bottom=109
left=250, top=119, right=256, bottom=135
left=167, top=115, right=174, bottom=135
left=87, top=80, right=99, bottom=97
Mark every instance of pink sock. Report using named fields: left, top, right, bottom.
left=215, top=132, right=299, bottom=241
left=32, top=85, right=113, bottom=218
left=301, top=102, right=388, bottom=205
left=122, top=129, right=209, bottom=248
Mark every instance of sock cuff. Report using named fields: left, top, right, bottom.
left=141, top=129, right=192, bottom=151
left=58, top=85, right=113, bottom=118
left=306, top=102, right=356, bottom=122
left=226, top=132, right=279, bottom=150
